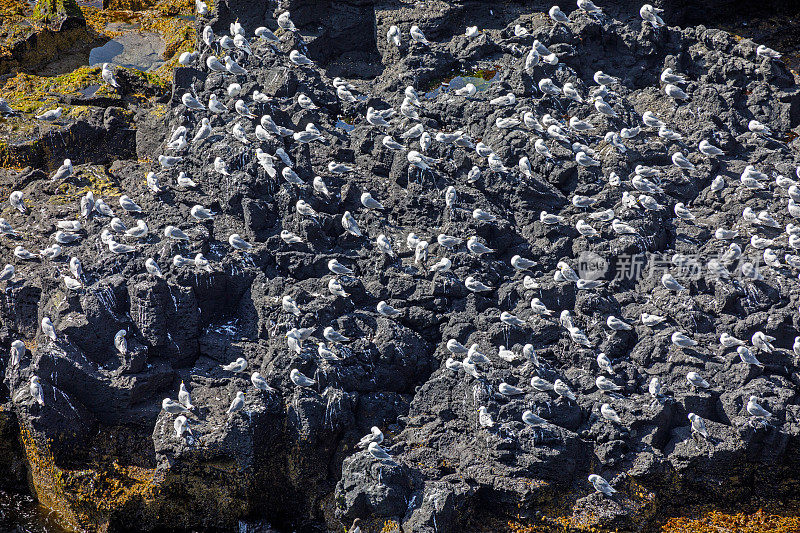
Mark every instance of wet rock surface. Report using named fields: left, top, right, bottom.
left=1, top=0, right=800, bottom=532
left=88, top=31, right=166, bottom=71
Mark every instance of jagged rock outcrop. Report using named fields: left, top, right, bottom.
left=1, top=0, right=800, bottom=532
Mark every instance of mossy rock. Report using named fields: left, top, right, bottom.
left=32, top=0, right=84, bottom=24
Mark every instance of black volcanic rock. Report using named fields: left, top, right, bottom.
left=1, top=0, right=800, bottom=532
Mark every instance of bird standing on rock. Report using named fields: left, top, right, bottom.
left=227, top=392, right=245, bottom=415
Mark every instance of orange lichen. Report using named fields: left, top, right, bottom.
left=381, top=519, right=400, bottom=533
left=0, top=0, right=30, bottom=55
left=508, top=519, right=572, bottom=532
left=20, top=422, right=163, bottom=531
left=662, top=509, right=800, bottom=533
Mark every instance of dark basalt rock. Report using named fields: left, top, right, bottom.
left=1, top=0, right=800, bottom=531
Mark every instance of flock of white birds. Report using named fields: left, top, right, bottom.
left=0, top=0, right=794, bottom=500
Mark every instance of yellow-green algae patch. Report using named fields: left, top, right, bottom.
left=0, top=66, right=102, bottom=115
left=0, top=0, right=32, bottom=57
left=0, top=66, right=102, bottom=168
left=52, top=164, right=122, bottom=204
left=32, top=0, right=84, bottom=23
left=20, top=422, right=163, bottom=532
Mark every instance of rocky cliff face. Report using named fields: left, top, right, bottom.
left=1, top=0, right=800, bottom=532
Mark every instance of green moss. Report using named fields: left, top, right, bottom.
left=32, top=0, right=84, bottom=22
